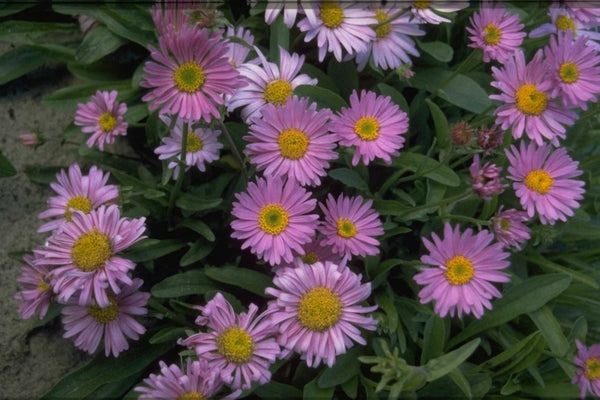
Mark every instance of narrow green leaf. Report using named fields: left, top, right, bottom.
left=375, top=291, right=399, bottom=333
left=269, top=15, right=288, bottom=61
left=94, top=6, right=155, bottom=47
left=425, top=338, right=480, bottom=382
left=0, top=21, right=77, bottom=44
left=176, top=219, right=215, bottom=242
left=179, top=242, right=214, bottom=267
left=0, top=151, right=17, bottom=178
left=75, top=24, right=125, bottom=64
left=42, top=80, right=136, bottom=111
left=300, top=63, right=338, bottom=91
left=425, top=99, right=450, bottom=151
left=24, top=165, right=64, bottom=184
left=255, top=381, right=303, bottom=399
left=376, top=83, right=409, bottom=111
left=148, top=327, right=188, bottom=344
left=328, top=168, right=369, bottom=191
left=303, top=378, right=334, bottom=400
left=448, top=369, right=472, bottom=399
left=204, top=266, right=271, bottom=297
left=421, top=314, right=446, bottom=364
left=526, top=253, right=599, bottom=289
left=0, top=45, right=46, bottom=86
left=520, top=383, right=580, bottom=398
left=124, top=103, right=149, bottom=124
left=392, top=152, right=460, bottom=187
left=125, top=239, right=186, bottom=262
left=294, top=84, right=347, bottom=112
left=318, top=347, right=361, bottom=388
left=418, top=40, right=454, bottom=62
left=175, top=193, right=222, bottom=212
left=478, top=331, right=541, bottom=370
left=528, top=306, right=575, bottom=376
left=373, top=199, right=411, bottom=217
left=151, top=270, right=215, bottom=298
left=0, top=3, right=34, bottom=17
left=328, top=59, right=358, bottom=99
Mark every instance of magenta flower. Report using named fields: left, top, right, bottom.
left=231, top=176, right=319, bottom=266
left=74, top=90, right=127, bottom=151
left=565, top=3, right=600, bottom=25
left=490, top=49, right=578, bottom=146
left=477, top=125, right=503, bottom=155
left=466, top=2, right=525, bottom=63
left=37, top=204, right=146, bottom=307
left=37, top=163, right=119, bottom=233
left=506, top=141, right=585, bottom=225
left=244, top=96, right=337, bottom=187
left=573, top=339, right=600, bottom=398
left=410, top=1, right=470, bottom=24
left=530, top=6, right=600, bottom=50
left=318, top=193, right=384, bottom=259
left=469, top=154, right=507, bottom=201
left=415, top=223, right=511, bottom=319
left=266, top=261, right=377, bottom=367
left=297, top=1, right=376, bottom=62
left=545, top=30, right=600, bottom=110
left=491, top=207, right=530, bottom=250
left=14, top=251, right=53, bottom=320
left=331, top=89, right=408, bottom=166
left=180, top=293, right=280, bottom=390
left=141, top=26, right=244, bottom=123
left=264, top=0, right=304, bottom=28
left=225, top=26, right=255, bottom=69
left=61, top=278, right=149, bottom=357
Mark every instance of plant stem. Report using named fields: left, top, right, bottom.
left=439, top=214, right=490, bottom=227
left=217, top=120, right=248, bottom=182
left=167, top=120, right=188, bottom=227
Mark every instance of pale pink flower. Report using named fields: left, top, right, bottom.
left=469, top=154, right=507, bottom=201
left=74, top=90, right=127, bottom=151
left=14, top=251, right=53, bottom=320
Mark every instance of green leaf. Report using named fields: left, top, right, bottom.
left=376, top=83, right=409, bottom=111
left=417, top=40, right=454, bottom=62
left=526, top=253, right=599, bottom=289
left=175, top=193, right=222, bottom=212
left=125, top=239, right=186, bottom=262
left=0, top=150, right=17, bottom=178
left=269, top=15, right=288, bottom=61
left=75, top=24, right=125, bottom=64
left=42, top=80, right=136, bottom=111
left=255, top=381, right=303, bottom=399
left=421, top=314, right=446, bottom=364
left=176, top=219, right=215, bottom=242
left=204, top=266, right=271, bottom=297
left=148, top=326, right=188, bottom=344
left=179, top=242, right=214, bottom=267
left=478, top=331, right=541, bottom=370
left=528, top=306, right=575, bottom=376
left=328, top=168, right=369, bottom=191
left=294, top=84, right=347, bottom=112
left=303, top=378, right=334, bottom=400
left=151, top=270, right=215, bottom=298
left=318, top=347, right=361, bottom=388
left=520, top=383, right=580, bottom=398
left=93, top=6, right=155, bottom=47
left=24, top=165, right=65, bottom=184
left=0, top=3, right=34, bottom=17
left=0, top=21, right=77, bottom=44
left=425, top=99, right=450, bottom=151
left=300, top=63, right=338, bottom=91
left=424, top=338, right=480, bottom=382
left=448, top=274, right=572, bottom=347
left=328, top=59, right=358, bottom=99
left=448, top=369, right=472, bottom=399
left=392, top=152, right=460, bottom=187
left=0, top=45, right=46, bottom=85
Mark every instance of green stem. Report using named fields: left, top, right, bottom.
left=167, top=120, right=188, bottom=227
left=217, top=120, right=248, bottom=182
left=439, top=214, right=490, bottom=227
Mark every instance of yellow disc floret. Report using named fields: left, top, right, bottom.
left=445, top=255, right=475, bottom=286
left=263, top=79, right=293, bottom=106
left=498, top=218, right=510, bottom=231
left=186, top=132, right=204, bottom=153
left=258, top=204, right=289, bottom=235
left=524, top=169, right=554, bottom=194
left=178, top=392, right=205, bottom=400
left=354, top=116, right=380, bottom=141
left=301, top=252, right=319, bottom=265
left=337, top=218, right=357, bottom=238
left=585, top=357, right=600, bottom=380
left=555, top=15, right=576, bottom=33
left=297, top=286, right=343, bottom=331
left=559, top=62, right=579, bottom=84
left=483, top=24, right=502, bottom=46
left=515, top=84, right=548, bottom=116
left=278, top=128, right=309, bottom=159
left=374, top=9, right=391, bottom=39
left=37, top=279, right=50, bottom=292
left=98, top=112, right=117, bottom=133
left=174, top=61, right=206, bottom=93
left=320, top=2, right=344, bottom=29
left=414, top=0, right=431, bottom=9
left=88, top=296, right=119, bottom=324
left=71, top=229, right=112, bottom=272
left=216, top=326, right=255, bottom=364
left=65, top=196, right=93, bottom=222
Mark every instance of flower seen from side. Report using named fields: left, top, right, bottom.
left=74, top=90, right=128, bottom=151
left=470, top=154, right=507, bottom=201
left=491, top=207, right=530, bottom=250
left=14, top=251, right=53, bottom=320
left=224, top=26, right=255, bottom=69
left=274, top=239, right=344, bottom=273
left=414, top=223, right=511, bottom=319
left=265, top=261, right=377, bottom=367
left=529, top=6, right=600, bottom=50
left=477, top=125, right=504, bottom=155
left=573, top=339, right=600, bottom=399
left=409, top=0, right=470, bottom=25
left=264, top=0, right=304, bottom=28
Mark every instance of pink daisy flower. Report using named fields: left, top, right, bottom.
left=469, top=154, right=507, bottom=201
left=318, top=193, right=384, bottom=259
left=231, top=176, right=319, bottom=266
left=61, top=278, right=149, bottom=357
left=227, top=47, right=317, bottom=122
left=530, top=6, right=600, bottom=50
left=37, top=163, right=119, bottom=233
left=466, top=2, right=526, bottom=63
left=414, top=223, right=511, bottom=319
left=14, top=251, right=53, bottom=320
left=265, top=261, right=377, bottom=368
left=274, top=238, right=344, bottom=273
left=505, top=141, right=585, bottom=225
left=136, top=358, right=241, bottom=400
left=150, top=2, right=193, bottom=38
left=74, top=90, right=127, bottom=151
left=490, top=49, right=578, bottom=146
left=180, top=293, right=280, bottom=390
left=297, top=1, right=376, bottom=62
left=37, top=204, right=146, bottom=307
left=141, top=26, right=244, bottom=123
left=224, top=26, right=255, bottom=69
left=331, top=89, right=408, bottom=166
left=573, top=339, right=600, bottom=398
left=409, top=0, right=470, bottom=25
left=491, top=207, right=530, bottom=250
left=244, top=96, right=337, bottom=187
left=154, top=115, right=223, bottom=180
left=565, top=3, right=600, bottom=25
left=264, top=0, right=308, bottom=28
left=545, top=30, right=600, bottom=110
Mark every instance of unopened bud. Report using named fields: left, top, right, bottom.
left=477, top=125, right=503, bottom=155
left=18, top=131, right=45, bottom=149
left=451, top=121, right=474, bottom=145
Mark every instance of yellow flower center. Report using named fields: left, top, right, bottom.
left=414, top=0, right=431, bottom=9
left=585, top=357, right=600, bottom=380
left=483, top=24, right=502, bottom=45
left=445, top=255, right=474, bottom=286
left=178, top=392, right=205, bottom=400
left=278, top=128, right=309, bottom=160
left=524, top=169, right=554, bottom=194
left=263, top=79, right=293, bottom=106
left=174, top=61, right=206, bottom=93
left=320, top=2, right=344, bottom=29
left=515, top=84, right=548, bottom=116
left=301, top=252, right=319, bottom=265
left=559, top=61, right=579, bottom=84
left=98, top=112, right=117, bottom=133
left=37, top=279, right=50, bottom=292
left=186, top=132, right=204, bottom=153
left=297, top=286, right=343, bottom=331
left=88, top=297, right=119, bottom=324
left=354, top=116, right=380, bottom=141
left=374, top=9, right=391, bottom=39
left=64, top=196, right=93, bottom=222
left=258, top=204, right=289, bottom=235
left=216, top=326, right=254, bottom=364
left=555, top=15, right=576, bottom=33
left=337, top=218, right=358, bottom=238
left=71, top=229, right=112, bottom=272
left=498, top=218, right=510, bottom=231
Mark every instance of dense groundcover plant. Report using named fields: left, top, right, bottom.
left=5, top=0, right=600, bottom=398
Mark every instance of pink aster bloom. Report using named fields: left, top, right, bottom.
left=231, top=176, right=319, bottom=266
left=318, top=193, right=384, bottom=259
left=545, top=30, right=600, bottom=110
left=264, top=0, right=305, bottom=28
left=275, top=238, right=344, bottom=273
left=266, top=261, right=377, bottom=368
left=469, top=154, right=507, bottom=201
left=573, top=339, right=600, bottom=398
left=565, top=3, right=600, bottom=25
left=14, top=251, right=53, bottom=320
left=490, top=49, right=578, bottom=146
left=154, top=115, right=223, bottom=180
left=331, top=89, right=408, bottom=166
left=37, top=163, right=119, bottom=233
left=477, top=125, right=503, bottom=155
left=244, top=96, right=337, bottom=187
left=141, top=26, right=244, bottom=123
left=415, top=223, right=511, bottom=319
left=491, top=207, right=530, bottom=250
left=150, top=1, right=193, bottom=38
left=180, top=293, right=280, bottom=390
left=466, top=2, right=526, bottom=63
left=136, top=358, right=241, bottom=400
left=74, top=90, right=127, bottom=151
left=224, top=26, right=255, bottom=69
left=37, top=204, right=146, bottom=307
left=227, top=47, right=317, bottom=122
left=530, top=6, right=600, bottom=50
left=505, top=141, right=585, bottom=225
left=297, top=1, right=376, bottom=62
left=409, top=0, right=470, bottom=24
left=61, top=278, right=149, bottom=357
